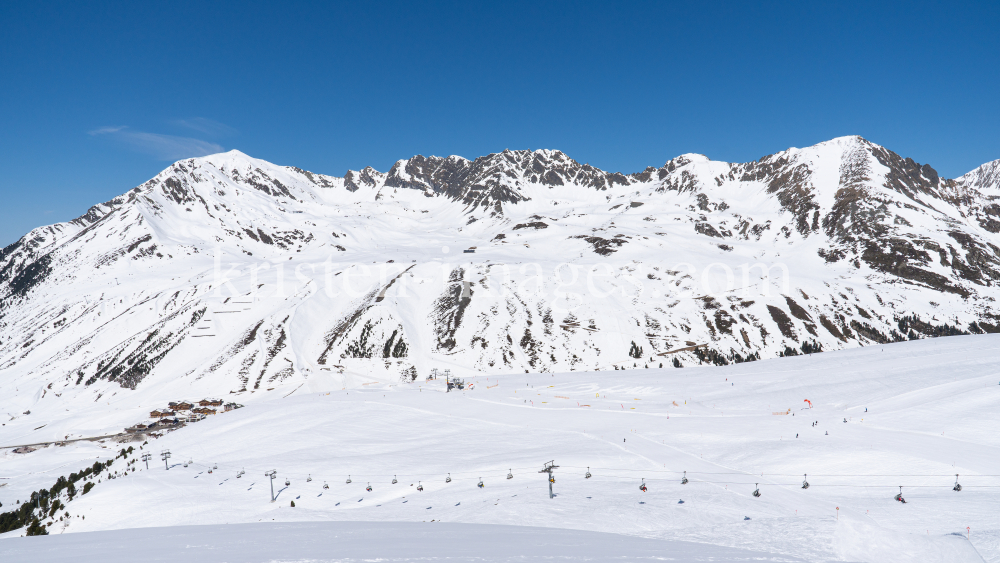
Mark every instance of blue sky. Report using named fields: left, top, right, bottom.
left=1, top=0, right=998, bottom=246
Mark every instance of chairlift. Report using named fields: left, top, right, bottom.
left=894, top=486, right=906, bottom=503
left=366, top=483, right=372, bottom=492
left=346, top=475, right=352, bottom=484
left=681, top=471, right=688, bottom=485
left=478, top=477, right=484, bottom=488
left=802, top=474, right=810, bottom=489
left=285, top=479, right=290, bottom=487
left=392, top=475, right=398, bottom=484
left=639, top=478, right=647, bottom=492
left=507, top=469, right=513, bottom=480
left=752, top=483, right=761, bottom=497
left=585, top=467, right=592, bottom=479
left=446, top=473, right=452, bottom=483
left=417, top=481, right=424, bottom=491
left=307, top=474, right=312, bottom=482
left=953, top=474, right=962, bottom=492
left=323, top=481, right=329, bottom=490
left=213, top=464, right=218, bottom=470
left=183, top=462, right=188, bottom=468
left=208, top=468, right=213, bottom=474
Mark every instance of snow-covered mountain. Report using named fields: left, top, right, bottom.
left=2, top=136, right=1000, bottom=405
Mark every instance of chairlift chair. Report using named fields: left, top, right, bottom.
left=639, top=478, right=647, bottom=492
left=681, top=471, right=688, bottom=485
left=478, top=477, right=484, bottom=488
left=507, top=469, right=513, bottom=480
left=366, top=483, right=372, bottom=492
left=417, top=481, right=424, bottom=491
left=802, top=474, right=810, bottom=489
left=346, top=475, right=352, bottom=484
left=323, top=481, right=329, bottom=490
left=285, top=479, right=290, bottom=487
left=894, top=486, right=906, bottom=503
left=752, top=483, right=761, bottom=497
left=446, top=473, right=452, bottom=483
left=392, top=475, right=398, bottom=484
left=183, top=462, right=188, bottom=468
left=307, top=474, right=312, bottom=482
left=585, top=467, right=592, bottom=479
left=953, top=474, right=962, bottom=492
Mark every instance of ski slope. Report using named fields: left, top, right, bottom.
left=0, top=521, right=809, bottom=562
left=2, top=335, right=997, bottom=562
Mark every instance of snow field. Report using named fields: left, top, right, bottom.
left=0, top=520, right=809, bottom=562
left=2, top=335, right=998, bottom=562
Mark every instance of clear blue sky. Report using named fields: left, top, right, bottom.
left=1, top=1, right=998, bottom=246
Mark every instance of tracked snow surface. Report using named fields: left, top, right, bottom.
left=0, top=136, right=999, bottom=561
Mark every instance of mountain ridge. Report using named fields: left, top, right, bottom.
left=1, top=136, right=999, bottom=406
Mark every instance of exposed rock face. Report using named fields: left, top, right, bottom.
left=1, top=136, right=999, bottom=396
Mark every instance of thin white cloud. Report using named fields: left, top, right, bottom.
left=89, top=126, right=224, bottom=160
left=172, top=117, right=237, bottom=137
left=88, top=125, right=128, bottom=135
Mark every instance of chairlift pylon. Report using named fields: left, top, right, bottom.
left=346, top=475, right=352, bottom=484
left=446, top=473, right=452, bottom=483
left=681, top=471, right=688, bottom=485
left=752, top=483, right=761, bottom=497
left=507, top=469, right=513, bottom=480
left=953, top=474, right=962, bottom=492
left=802, top=474, right=810, bottom=489
left=639, top=478, right=647, bottom=492
left=392, top=475, right=398, bottom=484
left=585, top=467, right=592, bottom=479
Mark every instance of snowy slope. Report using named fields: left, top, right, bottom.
left=0, top=521, right=810, bottom=562
left=1, top=336, right=998, bottom=562
left=2, top=136, right=1000, bottom=413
